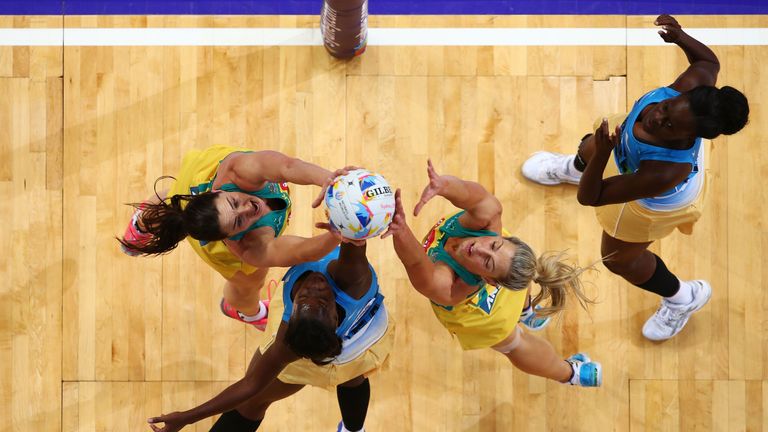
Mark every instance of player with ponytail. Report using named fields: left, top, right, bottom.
left=119, top=146, right=345, bottom=330
left=383, top=160, right=601, bottom=387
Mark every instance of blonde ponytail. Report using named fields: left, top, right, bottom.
left=500, top=237, right=595, bottom=318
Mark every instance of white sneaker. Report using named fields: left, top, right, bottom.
left=521, top=152, right=582, bottom=185
left=519, top=304, right=551, bottom=331
left=642, top=280, right=712, bottom=341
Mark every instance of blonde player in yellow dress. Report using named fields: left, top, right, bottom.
left=383, top=160, right=602, bottom=387
left=119, top=145, right=345, bottom=330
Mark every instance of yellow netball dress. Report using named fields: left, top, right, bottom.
left=422, top=212, right=527, bottom=350
left=167, top=145, right=292, bottom=279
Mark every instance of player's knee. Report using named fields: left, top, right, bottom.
left=236, top=402, right=271, bottom=420
left=602, top=256, right=633, bottom=276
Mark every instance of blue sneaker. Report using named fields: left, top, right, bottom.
left=519, top=304, right=551, bottom=331
left=565, top=353, right=602, bottom=387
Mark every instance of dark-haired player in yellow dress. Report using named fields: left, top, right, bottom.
left=120, top=145, right=343, bottom=329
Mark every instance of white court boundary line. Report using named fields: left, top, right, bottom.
left=0, top=27, right=766, bottom=46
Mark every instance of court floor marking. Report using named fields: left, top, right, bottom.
left=0, top=27, right=766, bottom=46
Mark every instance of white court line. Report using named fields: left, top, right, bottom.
left=0, top=28, right=62, bottom=45
left=0, top=27, right=766, bottom=46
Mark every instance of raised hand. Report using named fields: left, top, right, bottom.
left=314, top=221, right=345, bottom=242
left=316, top=221, right=366, bottom=246
left=381, top=189, right=406, bottom=239
left=147, top=412, right=188, bottom=432
left=594, top=119, right=621, bottom=154
left=413, top=160, right=447, bottom=217
left=655, top=14, right=683, bottom=43
left=312, top=166, right=361, bottom=208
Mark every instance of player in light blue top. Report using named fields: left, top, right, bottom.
left=522, top=15, right=749, bottom=341
left=147, top=242, right=393, bottom=432
left=612, top=86, right=704, bottom=211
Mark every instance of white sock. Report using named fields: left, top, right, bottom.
left=665, top=279, right=693, bottom=304
left=238, top=300, right=267, bottom=322
left=566, top=360, right=578, bottom=385
left=340, top=423, right=365, bottom=432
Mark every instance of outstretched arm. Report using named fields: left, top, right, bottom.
left=328, top=242, right=372, bottom=294
left=229, top=153, right=357, bottom=208
left=228, top=151, right=333, bottom=191
left=384, top=190, right=472, bottom=306
left=147, top=326, right=298, bottom=432
left=413, top=160, right=501, bottom=231
left=655, top=15, right=720, bottom=92
left=227, top=226, right=341, bottom=268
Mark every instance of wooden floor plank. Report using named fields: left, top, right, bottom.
left=1, top=13, right=766, bottom=431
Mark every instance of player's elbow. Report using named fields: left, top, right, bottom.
left=482, top=196, right=503, bottom=219
left=576, top=190, right=599, bottom=207
left=693, top=61, right=720, bottom=85
left=278, top=154, right=301, bottom=176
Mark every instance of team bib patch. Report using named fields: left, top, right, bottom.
left=471, top=285, right=501, bottom=315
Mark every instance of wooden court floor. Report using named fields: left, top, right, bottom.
left=1, top=14, right=767, bottom=432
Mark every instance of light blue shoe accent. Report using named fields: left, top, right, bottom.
left=566, top=352, right=602, bottom=387
left=567, top=352, right=590, bottom=363
left=519, top=304, right=551, bottom=331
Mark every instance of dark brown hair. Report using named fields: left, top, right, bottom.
left=686, top=85, right=749, bottom=139
left=117, top=176, right=227, bottom=256
left=283, top=271, right=343, bottom=365
left=284, top=314, right=343, bottom=365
